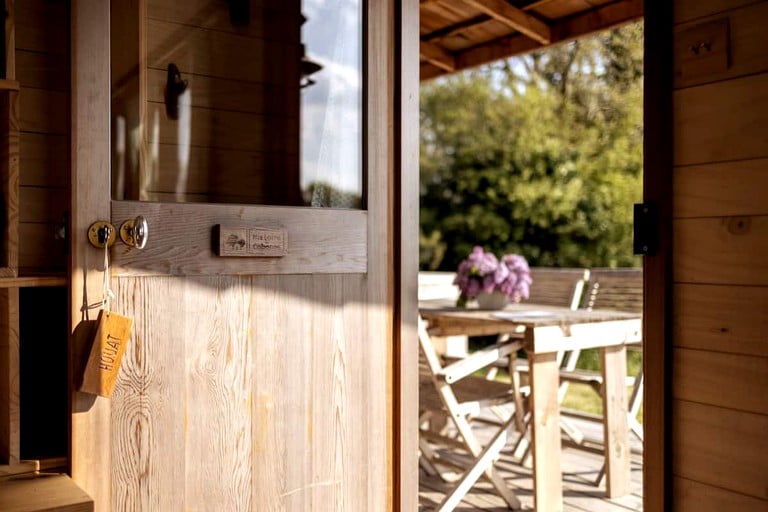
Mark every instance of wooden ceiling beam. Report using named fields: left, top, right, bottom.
left=420, top=41, right=456, bottom=72
left=462, top=0, right=552, bottom=45
left=423, top=0, right=643, bottom=80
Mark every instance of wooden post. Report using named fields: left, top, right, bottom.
left=601, top=344, right=631, bottom=497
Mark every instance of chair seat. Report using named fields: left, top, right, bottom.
left=420, top=374, right=515, bottom=414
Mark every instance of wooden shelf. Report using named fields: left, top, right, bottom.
left=0, top=79, right=19, bottom=92
left=0, top=473, right=93, bottom=512
left=0, top=276, right=66, bottom=288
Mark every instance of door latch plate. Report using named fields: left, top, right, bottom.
left=87, top=221, right=117, bottom=248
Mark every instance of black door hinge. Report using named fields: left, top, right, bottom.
left=633, top=202, right=658, bottom=256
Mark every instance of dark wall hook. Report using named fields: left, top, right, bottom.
left=164, top=63, right=188, bottom=120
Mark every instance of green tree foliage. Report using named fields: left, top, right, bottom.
left=420, top=23, right=643, bottom=270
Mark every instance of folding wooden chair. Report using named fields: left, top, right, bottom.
left=418, top=316, right=523, bottom=511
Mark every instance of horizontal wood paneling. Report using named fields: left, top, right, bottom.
left=19, top=134, right=67, bottom=188
left=16, top=50, right=68, bottom=91
left=19, top=88, right=67, bottom=135
left=18, top=223, right=66, bottom=272
left=147, top=68, right=265, bottom=114
left=673, top=348, right=768, bottom=414
left=674, top=0, right=761, bottom=24
left=675, top=2, right=768, bottom=88
left=674, top=159, right=768, bottom=218
left=19, top=187, right=67, bottom=223
left=15, top=0, right=67, bottom=54
left=146, top=0, right=298, bottom=39
left=674, top=216, right=768, bottom=285
left=146, top=19, right=299, bottom=84
left=674, top=283, right=768, bottom=356
left=145, top=102, right=297, bottom=153
left=674, top=72, right=768, bottom=166
left=672, top=400, right=768, bottom=500
left=674, top=477, right=768, bottom=512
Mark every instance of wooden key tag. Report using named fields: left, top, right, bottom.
left=80, top=310, right=133, bottom=397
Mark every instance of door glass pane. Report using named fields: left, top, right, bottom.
left=110, top=0, right=363, bottom=208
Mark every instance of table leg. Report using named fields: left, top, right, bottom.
left=529, top=350, right=563, bottom=512
left=601, top=345, right=631, bottom=497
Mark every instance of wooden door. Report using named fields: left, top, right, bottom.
left=69, top=1, right=409, bottom=510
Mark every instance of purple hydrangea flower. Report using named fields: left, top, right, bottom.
left=454, top=246, right=532, bottom=303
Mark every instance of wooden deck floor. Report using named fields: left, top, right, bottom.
left=419, top=416, right=643, bottom=511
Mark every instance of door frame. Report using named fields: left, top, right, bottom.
left=642, top=1, right=673, bottom=510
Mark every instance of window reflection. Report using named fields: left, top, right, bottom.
left=110, top=0, right=363, bottom=209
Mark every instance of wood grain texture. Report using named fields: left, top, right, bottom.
left=108, top=274, right=380, bottom=510
left=601, top=345, right=630, bottom=498
left=146, top=19, right=298, bottom=84
left=20, top=88, right=67, bottom=135
left=0, top=473, right=94, bottom=512
left=0, top=288, right=19, bottom=465
left=674, top=0, right=761, bottom=24
left=398, top=0, right=421, bottom=508
left=16, top=50, right=69, bottom=91
left=110, top=201, right=367, bottom=276
left=674, top=283, right=768, bottom=356
left=674, top=216, right=768, bottom=285
left=672, top=399, right=768, bottom=500
left=529, top=349, right=563, bottom=512
left=19, top=186, right=67, bottom=223
left=674, top=158, right=768, bottom=218
left=674, top=72, right=768, bottom=166
left=18, top=223, right=66, bottom=273
left=70, top=1, right=113, bottom=510
left=1, top=89, right=19, bottom=274
left=674, top=348, right=768, bottom=415
left=19, top=133, right=67, bottom=188
left=15, top=0, right=68, bottom=54
left=673, top=477, right=768, bottom=512
left=675, top=2, right=768, bottom=89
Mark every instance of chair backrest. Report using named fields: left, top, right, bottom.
left=418, top=271, right=459, bottom=301
left=527, top=267, right=590, bottom=310
left=583, top=268, right=643, bottom=313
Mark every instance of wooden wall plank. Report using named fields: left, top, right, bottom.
left=146, top=19, right=299, bottom=84
left=16, top=50, right=69, bottom=91
left=146, top=0, right=297, bottom=39
left=674, top=283, right=768, bottom=356
left=19, top=133, right=67, bottom=188
left=0, top=288, right=19, bottom=465
left=673, top=400, right=768, bottom=500
left=674, top=216, right=768, bottom=285
left=674, top=73, right=768, bottom=166
left=673, top=348, right=768, bottom=415
left=19, top=223, right=66, bottom=272
left=675, top=2, right=768, bottom=89
left=20, top=88, right=68, bottom=135
left=15, top=0, right=68, bottom=54
left=674, top=0, right=761, bottom=24
left=674, top=477, right=768, bottom=512
left=19, top=186, right=68, bottom=223
left=674, top=159, right=768, bottom=218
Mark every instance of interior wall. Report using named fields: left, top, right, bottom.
left=16, top=0, right=69, bottom=273
left=672, top=1, right=768, bottom=509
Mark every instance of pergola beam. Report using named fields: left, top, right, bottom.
left=463, top=0, right=551, bottom=45
left=420, top=41, right=456, bottom=72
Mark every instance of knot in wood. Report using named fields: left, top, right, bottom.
left=726, top=216, right=751, bottom=235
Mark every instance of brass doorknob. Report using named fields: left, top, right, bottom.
left=119, top=215, right=149, bottom=249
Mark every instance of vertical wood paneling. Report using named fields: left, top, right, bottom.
left=672, top=400, right=768, bottom=500
left=0, top=288, right=19, bottom=465
left=70, top=1, right=113, bottom=509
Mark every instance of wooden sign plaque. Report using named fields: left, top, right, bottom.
left=216, top=225, right=288, bottom=257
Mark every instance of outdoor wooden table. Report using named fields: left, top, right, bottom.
left=419, top=300, right=642, bottom=512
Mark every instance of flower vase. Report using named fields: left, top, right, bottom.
left=476, top=291, right=509, bottom=310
